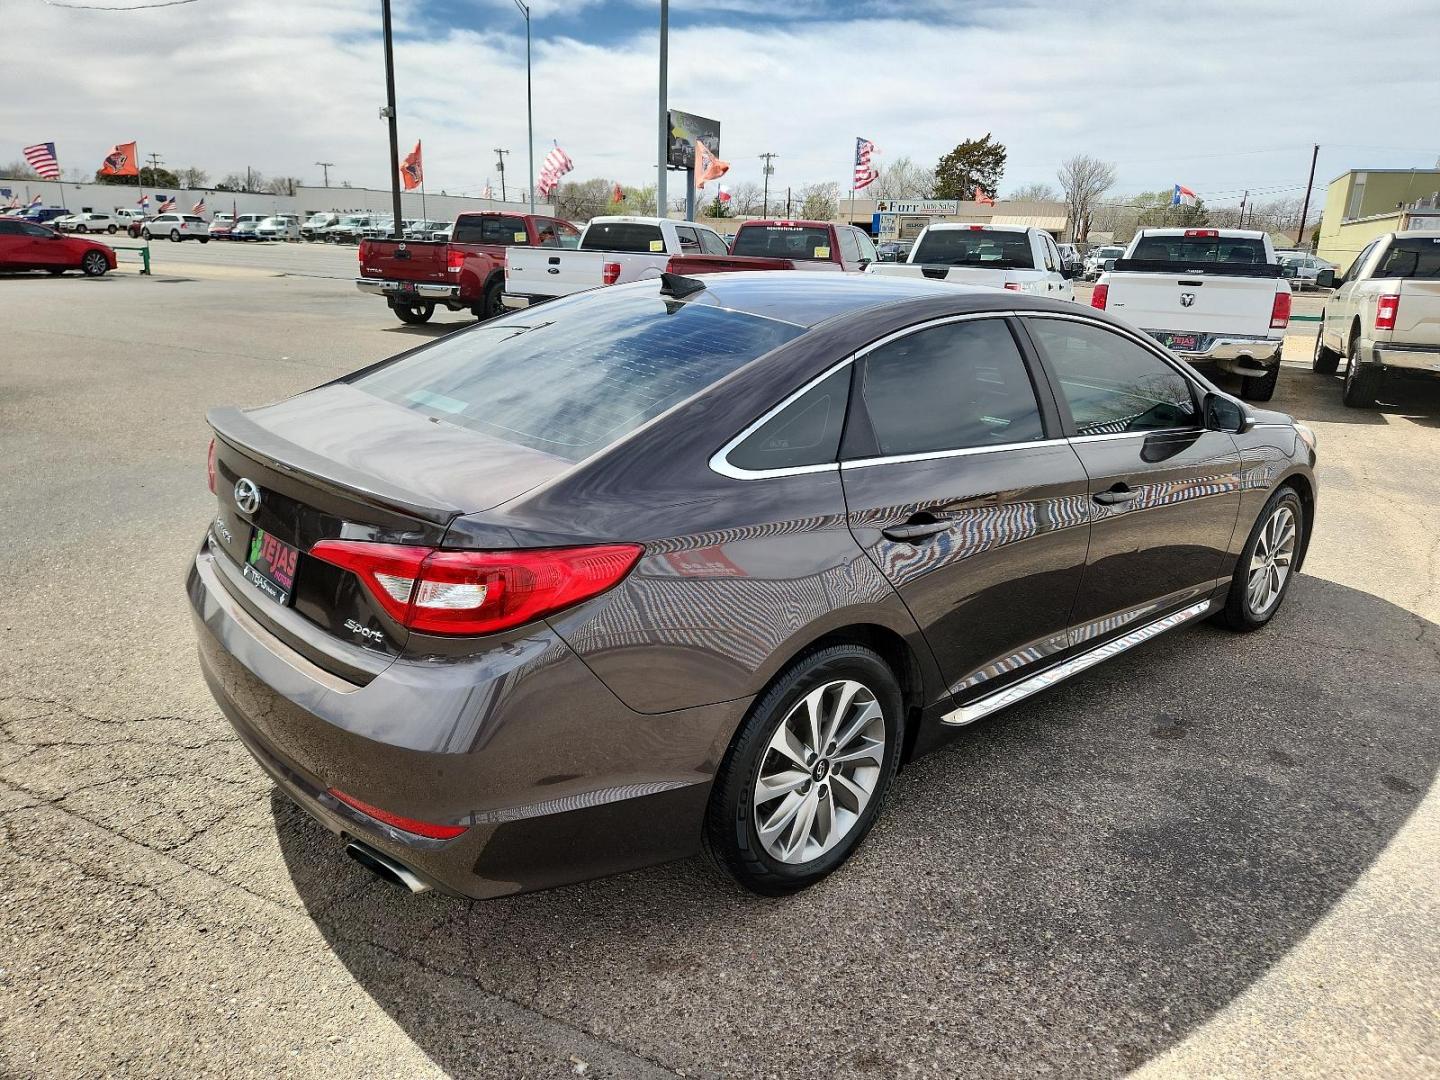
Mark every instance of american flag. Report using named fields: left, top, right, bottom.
left=23, top=142, right=61, bottom=180
left=191, top=198, right=206, bottom=214
left=536, top=144, right=573, bottom=199
left=29, top=194, right=43, bottom=208
left=137, top=194, right=149, bottom=210
left=158, top=196, right=177, bottom=212
left=853, top=137, right=879, bottom=191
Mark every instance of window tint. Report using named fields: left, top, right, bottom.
left=351, top=293, right=803, bottom=463
left=454, top=215, right=527, bottom=245
left=21, top=223, right=52, bottom=237
left=732, top=226, right=833, bottom=260
left=534, top=221, right=561, bottom=248
left=855, top=231, right=878, bottom=263
left=1026, top=319, right=1198, bottom=436
left=910, top=229, right=1037, bottom=270
left=1375, top=236, right=1440, bottom=280
left=836, top=228, right=860, bottom=264
left=1129, top=235, right=1269, bottom=265
left=0, top=220, right=21, bottom=235
left=674, top=226, right=701, bottom=253
left=553, top=220, right=581, bottom=249
left=858, top=319, right=1045, bottom=457
left=581, top=221, right=664, bottom=253
left=698, top=228, right=729, bottom=255
left=728, top=366, right=850, bottom=472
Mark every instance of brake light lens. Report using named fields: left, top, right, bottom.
left=446, top=249, right=465, bottom=273
left=1375, top=293, right=1400, bottom=331
left=1091, top=283, right=1108, bottom=309
left=1270, top=290, right=1292, bottom=329
left=1003, top=281, right=1022, bottom=291
left=602, top=261, right=621, bottom=285
left=309, top=541, right=643, bottom=636
left=326, top=787, right=468, bottom=840
left=1184, top=229, right=1219, bottom=238
left=968, top=225, right=986, bottom=231
left=206, top=438, right=217, bottom=493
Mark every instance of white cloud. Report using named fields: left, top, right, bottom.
left=3, top=0, right=1438, bottom=208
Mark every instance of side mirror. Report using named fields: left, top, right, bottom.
left=1061, top=264, right=1076, bottom=279
left=1315, top=268, right=1336, bottom=289
left=1204, top=392, right=1252, bottom=434
left=858, top=258, right=872, bottom=270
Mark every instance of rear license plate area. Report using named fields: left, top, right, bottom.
left=242, top=528, right=300, bottom=606
left=1161, top=333, right=1198, bottom=350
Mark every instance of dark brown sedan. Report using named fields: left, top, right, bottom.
left=188, top=272, right=1318, bottom=898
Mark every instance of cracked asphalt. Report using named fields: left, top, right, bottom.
left=2, top=246, right=1437, bottom=1079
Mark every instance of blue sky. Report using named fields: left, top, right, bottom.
left=4, top=0, right=1439, bottom=209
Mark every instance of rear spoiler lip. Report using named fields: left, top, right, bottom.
left=1110, top=258, right=1284, bottom=278
left=207, top=405, right=464, bottom=527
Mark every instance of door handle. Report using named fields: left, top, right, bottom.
left=547, top=256, right=561, bottom=265
left=881, top=519, right=952, bottom=542
left=1092, top=485, right=1138, bottom=506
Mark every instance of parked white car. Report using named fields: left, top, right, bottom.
left=503, top=216, right=730, bottom=309
left=56, top=212, right=121, bottom=234
left=257, top=216, right=301, bottom=241
left=142, top=213, right=211, bottom=242
left=1279, top=252, right=1336, bottom=291
left=866, top=223, right=1075, bottom=300
left=300, top=213, right=341, bottom=241
left=1092, top=228, right=1291, bottom=400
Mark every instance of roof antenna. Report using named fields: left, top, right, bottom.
left=659, top=272, right=706, bottom=299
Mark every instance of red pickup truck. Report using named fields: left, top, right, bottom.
left=665, top=219, right=879, bottom=275
left=357, top=211, right=579, bottom=324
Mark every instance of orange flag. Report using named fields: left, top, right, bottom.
left=611, top=181, right=624, bottom=204
left=974, top=185, right=995, bottom=207
left=99, top=142, right=139, bottom=177
left=400, top=141, right=423, bottom=191
left=694, top=140, right=729, bottom=189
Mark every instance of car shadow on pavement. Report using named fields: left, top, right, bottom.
left=276, top=575, right=1440, bottom=1079
left=382, top=322, right=472, bottom=339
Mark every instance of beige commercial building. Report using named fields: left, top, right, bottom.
left=1316, top=168, right=1440, bottom=272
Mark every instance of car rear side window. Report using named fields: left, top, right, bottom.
left=1025, top=318, right=1198, bottom=435
left=1129, top=235, right=1269, bottom=265
left=728, top=366, right=850, bottom=472
left=698, top=229, right=729, bottom=255
left=1376, top=236, right=1440, bottom=279
left=856, top=319, right=1045, bottom=457
left=581, top=222, right=665, bottom=253
left=911, top=230, right=1036, bottom=270
left=350, top=294, right=804, bottom=463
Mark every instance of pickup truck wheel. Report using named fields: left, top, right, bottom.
left=106, top=224, right=118, bottom=234
left=1311, top=322, right=1340, bottom=374
left=1215, top=487, right=1303, bottom=632
left=1342, top=338, right=1382, bottom=408
left=477, top=279, right=504, bottom=321
left=391, top=300, right=434, bottom=325
left=1241, top=363, right=1279, bottom=402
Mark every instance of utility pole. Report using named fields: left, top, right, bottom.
left=494, top=149, right=510, bottom=202
left=759, top=152, right=777, bottom=217
left=145, top=152, right=164, bottom=178
left=1296, top=143, right=1320, bottom=249
left=514, top=0, right=535, bottom=212
left=1238, top=189, right=1248, bottom=229
left=380, top=0, right=404, bottom=238
left=656, top=0, right=669, bottom=218
left=315, top=161, right=334, bottom=187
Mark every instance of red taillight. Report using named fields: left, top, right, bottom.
left=602, top=261, right=621, bottom=286
left=1003, top=281, right=1022, bottom=291
left=206, top=438, right=217, bottom=494
left=1270, top=290, right=1292, bottom=330
left=1184, top=229, right=1219, bottom=238
left=968, top=225, right=986, bottom=231
left=1091, top=283, right=1109, bottom=310
left=309, top=540, right=643, bottom=636
left=326, top=788, right=468, bottom=840
left=446, top=249, right=465, bottom=273
left=1375, top=293, right=1399, bottom=331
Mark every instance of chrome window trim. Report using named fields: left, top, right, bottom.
left=1068, top=427, right=1200, bottom=444
left=841, top=438, right=1061, bottom=471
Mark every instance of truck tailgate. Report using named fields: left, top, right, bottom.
left=1395, top=280, right=1440, bottom=346
left=867, top=263, right=1032, bottom=289
left=1106, top=273, right=1282, bottom=333
left=505, top=248, right=605, bottom=298
left=358, top=239, right=448, bottom=283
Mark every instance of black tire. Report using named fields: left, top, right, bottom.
left=169, top=229, right=181, bottom=242
left=80, top=251, right=109, bottom=277
left=47, top=268, right=67, bottom=276
left=1241, top=363, right=1280, bottom=402
left=703, top=644, right=903, bottom=896
left=1342, top=334, right=1382, bottom=408
left=1312, top=320, right=1340, bottom=374
left=141, top=229, right=153, bottom=241
left=477, top=277, right=504, bottom=321
left=391, top=300, right=434, bottom=325
left=107, top=224, right=118, bottom=234
left=1215, top=486, right=1304, bottom=632
left=200, top=237, right=209, bottom=244
left=75, top=225, right=88, bottom=234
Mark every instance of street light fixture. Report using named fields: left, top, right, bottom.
left=514, top=0, right=535, bottom=212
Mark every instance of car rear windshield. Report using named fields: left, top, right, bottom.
left=731, top=226, right=834, bottom=260
left=580, top=222, right=665, bottom=253
left=1376, top=236, right=1440, bottom=279
left=1128, top=235, right=1269, bottom=265
left=349, top=293, right=804, bottom=463
left=911, top=230, right=1037, bottom=269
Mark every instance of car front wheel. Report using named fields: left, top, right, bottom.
left=141, top=229, right=152, bottom=241
left=1216, top=487, right=1303, bottom=631
left=704, top=644, right=903, bottom=895
left=81, top=251, right=109, bottom=277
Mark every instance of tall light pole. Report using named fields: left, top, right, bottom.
left=494, top=148, right=510, bottom=202
left=759, top=152, right=777, bottom=217
left=380, top=0, right=404, bottom=237
left=514, top=0, right=535, bottom=212
left=315, top=161, right=334, bottom=187
left=656, top=0, right=668, bottom=218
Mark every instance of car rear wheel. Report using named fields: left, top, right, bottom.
left=200, top=237, right=209, bottom=244
left=478, top=278, right=504, bottom=321
left=107, top=224, right=118, bottom=234
left=704, top=644, right=902, bottom=895
left=391, top=300, right=434, bottom=325
left=169, top=229, right=181, bottom=242
left=81, top=251, right=109, bottom=277
left=1241, top=363, right=1279, bottom=402
left=76, top=225, right=88, bottom=233
left=142, top=229, right=153, bottom=241
left=1312, top=321, right=1340, bottom=374
left=1342, top=336, right=1382, bottom=408
left=1215, top=487, right=1302, bottom=632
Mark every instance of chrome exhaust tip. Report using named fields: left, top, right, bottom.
left=345, top=841, right=432, bottom=894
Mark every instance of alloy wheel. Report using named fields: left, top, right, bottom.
left=1247, top=504, right=1296, bottom=616
left=753, top=679, right=886, bottom=864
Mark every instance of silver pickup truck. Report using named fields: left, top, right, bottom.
left=1313, top=230, right=1440, bottom=407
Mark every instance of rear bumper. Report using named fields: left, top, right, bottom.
left=355, top=277, right=461, bottom=301
left=187, top=544, right=738, bottom=899
left=1368, top=341, right=1440, bottom=373
left=1145, top=330, right=1282, bottom=375
left=501, top=292, right=550, bottom=310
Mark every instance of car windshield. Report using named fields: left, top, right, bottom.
left=1129, top=235, right=1269, bottom=265
left=731, top=227, right=833, bottom=260
left=911, top=229, right=1037, bottom=269
left=1376, top=236, right=1440, bottom=279
left=350, top=292, right=804, bottom=463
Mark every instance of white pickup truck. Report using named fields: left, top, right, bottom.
left=1313, top=230, right=1440, bottom=408
left=502, top=215, right=729, bottom=310
left=865, top=223, right=1074, bottom=300
left=1092, top=228, right=1292, bottom=401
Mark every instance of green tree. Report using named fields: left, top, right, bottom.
left=1133, top=189, right=1210, bottom=229
left=933, top=134, right=1007, bottom=201
left=705, top=193, right=732, bottom=218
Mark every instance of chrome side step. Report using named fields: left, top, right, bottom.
left=941, top=599, right=1214, bottom=726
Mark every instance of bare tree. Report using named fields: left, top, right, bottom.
left=1008, top=181, right=1060, bottom=202
left=1057, top=154, right=1117, bottom=241
left=871, top=156, right=936, bottom=200
left=555, top=178, right=613, bottom=221
left=1, top=160, right=41, bottom=180
left=179, top=166, right=210, bottom=189
left=726, top=180, right=765, bottom=216
left=799, top=182, right=839, bottom=221
left=265, top=176, right=302, bottom=196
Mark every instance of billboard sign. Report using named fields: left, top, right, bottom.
left=874, top=199, right=959, bottom=215
left=667, top=110, right=721, bottom=170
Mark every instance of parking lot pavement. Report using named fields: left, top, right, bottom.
left=1, top=256, right=1437, bottom=1080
